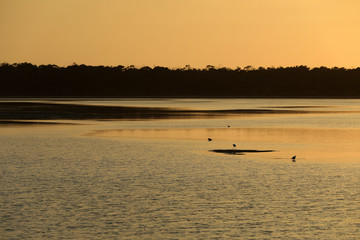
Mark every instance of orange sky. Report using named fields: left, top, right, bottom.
left=1, top=0, right=359, bottom=68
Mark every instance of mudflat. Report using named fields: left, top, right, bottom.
left=0, top=101, right=349, bottom=121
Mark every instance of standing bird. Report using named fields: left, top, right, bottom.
left=292, top=155, right=296, bottom=162
left=233, top=144, right=236, bottom=149
left=208, top=138, right=212, bottom=142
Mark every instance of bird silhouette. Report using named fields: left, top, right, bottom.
left=208, top=138, right=212, bottom=141
left=233, top=144, right=236, bottom=149
left=292, top=155, right=296, bottom=162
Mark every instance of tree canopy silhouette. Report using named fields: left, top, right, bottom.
left=1, top=63, right=360, bottom=97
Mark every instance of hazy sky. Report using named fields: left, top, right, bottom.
left=1, top=0, right=359, bottom=68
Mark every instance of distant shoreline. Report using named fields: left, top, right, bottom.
left=0, top=101, right=357, bottom=121
left=2, top=63, right=360, bottom=98
left=2, top=96, right=360, bottom=99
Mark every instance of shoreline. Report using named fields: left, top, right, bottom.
left=2, top=96, right=360, bottom=99
left=0, top=101, right=355, bottom=121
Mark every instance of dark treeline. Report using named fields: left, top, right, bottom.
left=1, top=63, right=360, bottom=97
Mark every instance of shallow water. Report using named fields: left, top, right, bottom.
left=1, top=98, right=360, bottom=239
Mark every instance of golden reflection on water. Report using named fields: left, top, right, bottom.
left=87, top=127, right=360, bottom=162
left=87, top=127, right=360, bottom=143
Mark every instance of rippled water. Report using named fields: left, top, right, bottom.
left=1, top=99, right=360, bottom=239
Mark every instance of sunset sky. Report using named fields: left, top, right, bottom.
left=1, top=0, right=359, bottom=68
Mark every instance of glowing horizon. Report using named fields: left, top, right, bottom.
left=1, top=0, right=360, bottom=68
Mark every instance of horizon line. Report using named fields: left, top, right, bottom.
left=1, top=62, right=360, bottom=70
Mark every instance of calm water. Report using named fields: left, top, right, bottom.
left=1, top=98, right=360, bottom=239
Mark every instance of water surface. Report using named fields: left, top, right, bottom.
left=1, top=98, right=360, bottom=239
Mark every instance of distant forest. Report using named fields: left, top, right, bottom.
left=1, top=63, right=360, bottom=98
